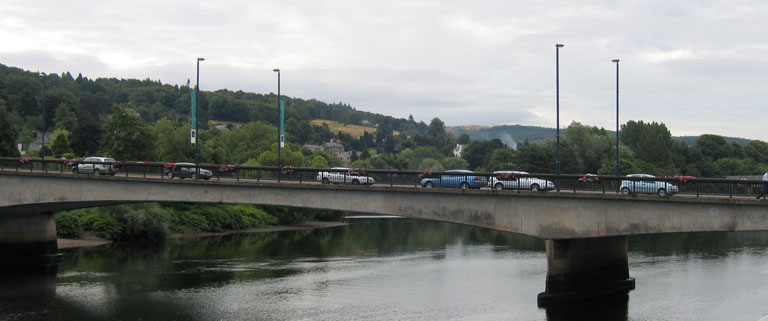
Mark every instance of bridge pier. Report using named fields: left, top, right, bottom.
left=537, top=236, right=635, bottom=306
left=0, top=211, right=61, bottom=272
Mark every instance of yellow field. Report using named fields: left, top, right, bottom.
left=311, top=119, right=399, bottom=136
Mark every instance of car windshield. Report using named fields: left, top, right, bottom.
left=105, top=158, right=115, bottom=162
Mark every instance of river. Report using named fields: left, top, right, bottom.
left=2, top=218, right=768, bottom=321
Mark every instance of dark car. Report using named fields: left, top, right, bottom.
left=165, top=162, right=213, bottom=180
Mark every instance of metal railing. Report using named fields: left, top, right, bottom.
left=1, top=157, right=766, bottom=200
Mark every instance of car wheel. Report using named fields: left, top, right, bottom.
left=460, top=182, right=469, bottom=190
left=494, top=183, right=504, bottom=191
left=322, top=177, right=330, bottom=184
left=352, top=179, right=360, bottom=185
left=167, top=172, right=174, bottom=179
left=657, top=188, right=667, bottom=196
left=621, top=187, right=631, bottom=195
left=530, top=184, right=540, bottom=192
left=93, top=169, right=100, bottom=176
left=425, top=181, right=434, bottom=188
left=72, top=167, right=79, bottom=174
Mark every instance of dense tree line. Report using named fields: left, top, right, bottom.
left=1, top=63, right=767, bottom=178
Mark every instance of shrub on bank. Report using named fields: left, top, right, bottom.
left=55, top=211, right=83, bottom=238
left=55, top=203, right=340, bottom=242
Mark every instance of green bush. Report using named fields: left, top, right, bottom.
left=55, top=211, right=83, bottom=238
left=118, top=204, right=170, bottom=242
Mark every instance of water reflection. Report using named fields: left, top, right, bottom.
left=545, top=292, right=629, bottom=321
left=3, top=220, right=768, bottom=320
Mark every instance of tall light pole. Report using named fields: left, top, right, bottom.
left=39, top=72, right=46, bottom=170
left=613, top=59, right=620, bottom=188
left=195, top=57, right=205, bottom=180
left=273, top=69, right=281, bottom=182
left=555, top=43, right=564, bottom=192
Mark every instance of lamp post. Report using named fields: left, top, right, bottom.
left=195, top=57, right=205, bottom=180
left=40, top=72, right=46, bottom=170
left=612, top=59, right=620, bottom=189
left=555, top=43, right=564, bottom=192
left=273, top=69, right=281, bottom=182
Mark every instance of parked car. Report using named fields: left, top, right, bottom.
left=317, top=167, right=375, bottom=185
left=619, top=174, right=678, bottom=196
left=73, top=156, right=117, bottom=175
left=489, top=170, right=555, bottom=191
left=419, top=169, right=487, bottom=190
left=165, top=162, right=213, bottom=180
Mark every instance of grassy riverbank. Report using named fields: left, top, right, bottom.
left=55, top=203, right=344, bottom=243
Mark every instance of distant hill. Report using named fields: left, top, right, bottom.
left=673, top=136, right=751, bottom=146
left=446, top=124, right=555, bottom=148
left=448, top=124, right=753, bottom=148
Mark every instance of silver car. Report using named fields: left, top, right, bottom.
left=74, top=156, right=117, bottom=175
left=620, top=174, right=678, bottom=196
left=317, top=167, right=375, bottom=185
left=489, top=170, right=554, bottom=191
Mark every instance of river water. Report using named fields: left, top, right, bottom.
left=2, top=218, right=768, bottom=321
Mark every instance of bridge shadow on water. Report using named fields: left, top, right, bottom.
left=544, top=291, right=629, bottom=321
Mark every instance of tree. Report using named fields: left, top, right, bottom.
left=71, top=120, right=104, bottom=156
left=426, top=117, right=447, bottom=149
left=461, top=138, right=504, bottom=170
left=153, top=118, right=192, bottom=162
left=419, top=158, right=445, bottom=171
left=53, top=103, right=77, bottom=131
left=100, top=106, right=155, bottom=160
left=486, top=148, right=515, bottom=171
left=745, top=140, right=768, bottom=164
left=408, top=146, right=443, bottom=170
left=49, top=128, right=72, bottom=158
left=620, top=120, right=673, bottom=168
left=441, top=157, right=469, bottom=170
left=0, top=104, right=20, bottom=157
left=256, top=143, right=305, bottom=167
left=456, top=133, right=471, bottom=145
left=310, top=155, right=329, bottom=168
left=694, top=134, right=730, bottom=161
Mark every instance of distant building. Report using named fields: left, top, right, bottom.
left=323, top=140, right=345, bottom=156
left=303, top=144, right=322, bottom=152
left=453, top=144, right=465, bottom=158
left=20, top=132, right=53, bottom=153
left=338, top=151, right=352, bottom=166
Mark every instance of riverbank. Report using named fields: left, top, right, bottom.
left=58, top=221, right=348, bottom=249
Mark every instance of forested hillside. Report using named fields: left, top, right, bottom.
left=1, top=63, right=767, bottom=178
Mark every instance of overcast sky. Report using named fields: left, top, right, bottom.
left=2, top=0, right=767, bottom=141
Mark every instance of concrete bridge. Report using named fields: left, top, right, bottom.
left=2, top=171, right=767, bottom=305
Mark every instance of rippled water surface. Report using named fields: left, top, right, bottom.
left=2, top=219, right=768, bottom=321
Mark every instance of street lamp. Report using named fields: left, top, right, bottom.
left=195, top=57, right=205, bottom=180
left=612, top=59, right=620, bottom=189
left=555, top=43, right=564, bottom=192
left=39, top=72, right=46, bottom=170
left=273, top=68, right=281, bottom=182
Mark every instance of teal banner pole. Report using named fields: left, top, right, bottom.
left=190, top=91, right=197, bottom=130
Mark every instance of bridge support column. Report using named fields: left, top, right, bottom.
left=537, top=236, right=635, bottom=306
left=0, top=212, right=61, bottom=272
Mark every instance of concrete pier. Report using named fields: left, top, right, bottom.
left=0, top=211, right=61, bottom=271
left=537, top=236, right=635, bottom=306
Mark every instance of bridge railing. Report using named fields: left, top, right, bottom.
left=1, top=157, right=766, bottom=199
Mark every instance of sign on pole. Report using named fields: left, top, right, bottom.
left=190, top=129, right=196, bottom=144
